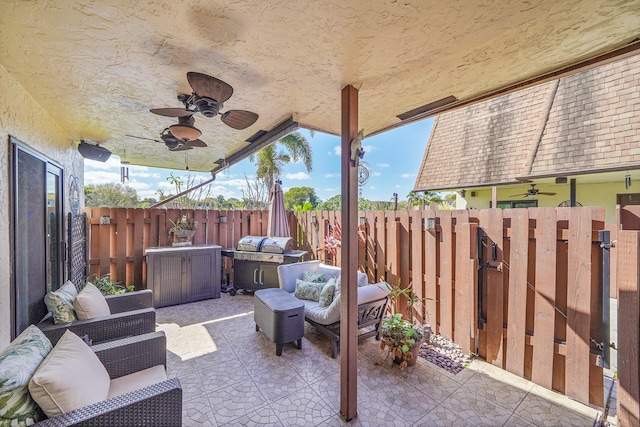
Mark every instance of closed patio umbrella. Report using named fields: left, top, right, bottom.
left=267, top=180, right=290, bottom=237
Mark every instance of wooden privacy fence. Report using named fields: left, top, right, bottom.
left=85, top=206, right=614, bottom=410
left=84, top=207, right=297, bottom=287
left=294, top=207, right=607, bottom=408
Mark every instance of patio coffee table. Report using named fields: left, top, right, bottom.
left=254, top=288, right=304, bottom=356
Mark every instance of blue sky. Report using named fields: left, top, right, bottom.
left=84, top=117, right=434, bottom=202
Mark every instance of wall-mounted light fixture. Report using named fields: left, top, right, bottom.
left=460, top=189, right=467, bottom=198
left=359, top=216, right=366, bottom=226
left=424, top=217, right=436, bottom=230
left=626, top=173, right=632, bottom=190
left=219, top=215, right=228, bottom=223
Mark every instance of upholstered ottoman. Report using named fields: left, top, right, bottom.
left=254, top=288, right=304, bottom=356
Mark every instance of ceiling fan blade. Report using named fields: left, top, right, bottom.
left=537, top=192, right=557, bottom=196
left=509, top=193, right=528, bottom=197
left=170, top=144, right=193, bottom=151
left=150, top=108, right=194, bottom=117
left=187, top=72, right=234, bottom=103
left=186, top=139, right=207, bottom=148
left=221, top=110, right=259, bottom=129
left=125, top=134, right=161, bottom=143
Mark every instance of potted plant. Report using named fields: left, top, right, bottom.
left=379, top=279, right=430, bottom=370
left=168, top=215, right=198, bottom=246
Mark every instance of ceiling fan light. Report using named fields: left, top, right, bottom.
left=194, top=97, right=221, bottom=118
left=169, top=124, right=202, bottom=141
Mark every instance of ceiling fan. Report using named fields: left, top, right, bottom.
left=510, top=184, right=557, bottom=198
left=150, top=72, right=259, bottom=139
left=126, top=128, right=207, bottom=151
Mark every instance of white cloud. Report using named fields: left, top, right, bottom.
left=137, top=189, right=160, bottom=199
left=84, top=157, right=122, bottom=170
left=333, top=146, right=341, bottom=156
left=400, top=173, right=417, bottom=179
left=324, top=173, right=339, bottom=178
left=395, top=184, right=404, bottom=189
left=126, top=180, right=151, bottom=191
left=368, top=186, right=376, bottom=190
left=372, top=171, right=382, bottom=177
left=285, top=172, right=311, bottom=181
left=130, top=170, right=161, bottom=179
left=362, top=144, right=376, bottom=153
left=324, top=187, right=338, bottom=192
left=377, top=163, right=390, bottom=168
left=84, top=170, right=121, bottom=184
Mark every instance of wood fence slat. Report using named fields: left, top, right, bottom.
left=375, top=211, right=386, bottom=282
left=481, top=208, right=505, bottom=368
left=365, top=212, right=376, bottom=282
left=565, top=208, right=593, bottom=404
left=506, top=209, right=529, bottom=377
left=410, top=211, right=425, bottom=322
left=531, top=208, right=557, bottom=389
left=454, top=222, right=475, bottom=354
left=115, top=208, right=127, bottom=283
left=398, top=211, right=411, bottom=294
left=132, top=209, right=145, bottom=288
left=617, top=230, right=640, bottom=426
left=439, top=211, right=453, bottom=340
left=98, top=207, right=111, bottom=277
left=424, top=210, right=437, bottom=328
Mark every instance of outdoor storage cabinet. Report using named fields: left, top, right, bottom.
left=254, top=288, right=304, bottom=356
left=145, top=245, right=221, bottom=308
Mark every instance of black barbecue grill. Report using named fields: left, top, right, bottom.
left=222, top=236, right=306, bottom=295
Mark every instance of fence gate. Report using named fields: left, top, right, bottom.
left=475, top=207, right=605, bottom=408
left=67, top=212, right=87, bottom=288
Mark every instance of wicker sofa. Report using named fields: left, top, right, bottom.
left=38, top=289, right=156, bottom=345
left=0, top=327, right=181, bottom=426
left=277, top=260, right=389, bottom=358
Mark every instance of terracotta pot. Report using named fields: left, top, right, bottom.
left=393, top=337, right=424, bottom=367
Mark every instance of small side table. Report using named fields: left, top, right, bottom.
left=254, top=288, right=304, bottom=356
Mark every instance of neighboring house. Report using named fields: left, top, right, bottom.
left=0, top=65, right=85, bottom=346
left=414, top=54, right=640, bottom=224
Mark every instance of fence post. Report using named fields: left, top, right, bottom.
left=617, top=230, right=640, bottom=426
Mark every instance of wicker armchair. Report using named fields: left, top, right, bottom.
left=38, top=290, right=156, bottom=345
left=34, top=331, right=182, bottom=426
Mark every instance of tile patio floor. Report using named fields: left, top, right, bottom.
left=156, top=294, right=608, bottom=427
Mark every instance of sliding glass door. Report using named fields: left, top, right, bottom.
left=11, top=138, right=64, bottom=338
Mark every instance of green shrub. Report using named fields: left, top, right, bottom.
left=85, top=274, right=134, bottom=295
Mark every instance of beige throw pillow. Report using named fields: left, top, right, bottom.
left=73, top=283, right=111, bottom=320
left=28, top=330, right=110, bottom=417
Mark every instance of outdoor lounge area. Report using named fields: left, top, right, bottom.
left=159, top=293, right=607, bottom=426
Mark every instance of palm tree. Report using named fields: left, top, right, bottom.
left=250, top=131, right=312, bottom=190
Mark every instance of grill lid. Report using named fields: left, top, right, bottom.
left=236, top=236, right=267, bottom=252
left=261, top=237, right=294, bottom=254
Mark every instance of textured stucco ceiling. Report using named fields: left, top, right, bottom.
left=0, top=0, right=638, bottom=172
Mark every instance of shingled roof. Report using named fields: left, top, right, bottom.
left=414, top=54, right=640, bottom=192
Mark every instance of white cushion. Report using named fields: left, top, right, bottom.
left=108, top=365, right=167, bottom=399
left=29, top=330, right=110, bottom=417
left=304, top=282, right=389, bottom=326
left=303, top=298, right=341, bottom=325
left=73, top=283, right=111, bottom=320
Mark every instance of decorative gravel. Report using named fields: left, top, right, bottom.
left=418, top=332, right=473, bottom=375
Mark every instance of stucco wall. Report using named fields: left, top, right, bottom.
left=461, top=181, right=630, bottom=224
left=0, top=64, right=84, bottom=348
